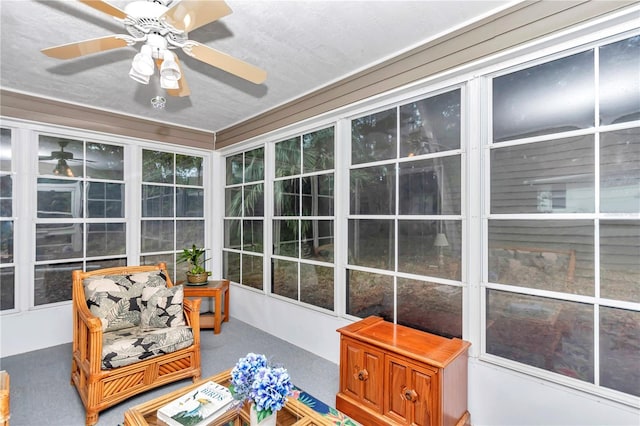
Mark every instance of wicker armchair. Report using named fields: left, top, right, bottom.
left=71, top=263, right=201, bottom=426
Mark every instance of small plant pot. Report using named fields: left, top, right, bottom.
left=186, top=272, right=209, bottom=284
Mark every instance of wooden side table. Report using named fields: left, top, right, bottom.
left=182, top=280, right=230, bottom=334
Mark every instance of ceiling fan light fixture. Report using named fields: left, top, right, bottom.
left=129, top=67, right=151, bottom=84
left=131, top=45, right=155, bottom=76
left=160, top=50, right=181, bottom=81
left=53, top=159, right=74, bottom=177
left=160, top=75, right=179, bottom=89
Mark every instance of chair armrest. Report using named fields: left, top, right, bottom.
left=182, top=297, right=201, bottom=344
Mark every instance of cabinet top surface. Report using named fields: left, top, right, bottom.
left=338, top=316, right=470, bottom=367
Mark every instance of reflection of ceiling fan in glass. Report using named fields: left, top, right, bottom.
left=39, top=141, right=91, bottom=177
left=41, top=0, right=267, bottom=98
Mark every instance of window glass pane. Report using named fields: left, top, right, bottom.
left=303, top=127, right=334, bottom=172
left=87, top=182, right=124, bottom=218
left=223, top=251, right=240, bottom=283
left=347, top=270, right=393, bottom=320
left=176, top=220, right=204, bottom=250
left=397, top=278, right=462, bottom=338
left=34, top=262, right=83, bottom=305
left=399, top=156, right=461, bottom=215
left=225, top=187, right=242, bottom=217
left=273, top=219, right=298, bottom=258
left=242, top=254, right=263, bottom=290
left=142, top=185, right=173, bottom=217
left=245, top=147, right=264, bottom=183
left=490, top=136, right=595, bottom=214
left=399, top=220, right=461, bottom=280
left=348, top=219, right=394, bottom=270
left=274, top=179, right=298, bottom=216
left=86, top=143, right=123, bottom=180
left=275, top=137, right=301, bottom=177
left=600, top=130, right=640, bottom=213
left=352, top=108, right=397, bottom=164
left=599, top=35, right=640, bottom=125
left=37, top=179, right=83, bottom=218
left=302, top=174, right=334, bottom=216
left=224, top=219, right=241, bottom=249
left=350, top=165, right=396, bottom=215
left=0, top=221, right=13, bottom=263
left=301, top=220, right=334, bottom=262
left=176, top=187, right=204, bottom=217
left=140, top=220, right=173, bottom=252
left=140, top=254, right=175, bottom=278
left=300, top=263, right=334, bottom=310
left=0, top=175, right=12, bottom=216
left=86, top=223, right=125, bottom=257
left=175, top=154, right=203, bottom=186
left=86, top=258, right=126, bottom=273
left=488, top=220, right=594, bottom=295
left=272, top=258, right=298, bottom=301
left=0, top=267, right=14, bottom=310
left=38, top=136, right=84, bottom=178
left=487, top=290, right=594, bottom=381
left=600, top=307, right=640, bottom=396
left=36, top=223, right=83, bottom=261
left=400, top=89, right=461, bottom=157
left=142, top=150, right=174, bottom=183
left=493, top=50, right=594, bottom=142
left=243, top=219, right=263, bottom=253
left=226, top=154, right=243, bottom=185
left=244, top=183, right=264, bottom=217
left=600, top=220, right=640, bottom=303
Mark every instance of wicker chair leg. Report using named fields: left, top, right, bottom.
left=85, top=410, right=98, bottom=426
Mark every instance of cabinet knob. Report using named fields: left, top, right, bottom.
left=403, top=387, right=418, bottom=402
left=357, top=369, right=369, bottom=381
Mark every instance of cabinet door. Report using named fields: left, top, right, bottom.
left=341, top=337, right=384, bottom=413
left=385, top=355, right=438, bottom=426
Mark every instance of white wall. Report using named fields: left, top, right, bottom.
left=0, top=304, right=72, bottom=357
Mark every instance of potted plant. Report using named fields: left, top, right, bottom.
left=177, top=244, right=211, bottom=284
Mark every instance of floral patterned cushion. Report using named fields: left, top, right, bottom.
left=101, top=325, right=194, bottom=369
left=140, top=285, right=186, bottom=330
left=84, top=270, right=168, bottom=332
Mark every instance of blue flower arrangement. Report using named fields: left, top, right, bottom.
left=230, top=353, right=293, bottom=423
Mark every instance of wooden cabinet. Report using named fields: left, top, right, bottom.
left=336, top=316, right=471, bottom=426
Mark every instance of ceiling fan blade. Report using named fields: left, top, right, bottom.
left=185, top=42, right=267, bottom=84
left=42, top=35, right=130, bottom=59
left=161, top=0, right=232, bottom=33
left=166, top=57, right=191, bottom=97
left=78, top=0, right=127, bottom=20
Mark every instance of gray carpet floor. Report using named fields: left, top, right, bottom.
left=0, top=318, right=340, bottom=426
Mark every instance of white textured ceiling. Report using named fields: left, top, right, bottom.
left=1, top=0, right=510, bottom=133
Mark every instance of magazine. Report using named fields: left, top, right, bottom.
left=157, top=381, right=235, bottom=426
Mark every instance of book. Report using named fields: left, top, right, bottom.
left=157, top=381, right=236, bottom=426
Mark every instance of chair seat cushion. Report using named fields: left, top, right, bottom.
left=101, top=325, right=194, bottom=370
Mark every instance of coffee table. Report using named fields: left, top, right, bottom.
left=123, top=369, right=331, bottom=425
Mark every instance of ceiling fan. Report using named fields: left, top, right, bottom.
left=41, top=0, right=267, bottom=97
left=39, top=141, right=91, bottom=177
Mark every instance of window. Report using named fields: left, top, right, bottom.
left=140, top=149, right=205, bottom=281
left=272, top=127, right=335, bottom=310
left=487, top=35, right=640, bottom=397
left=223, top=147, right=264, bottom=289
left=348, top=89, right=464, bottom=338
left=0, top=128, right=15, bottom=311
left=35, top=135, right=126, bottom=305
